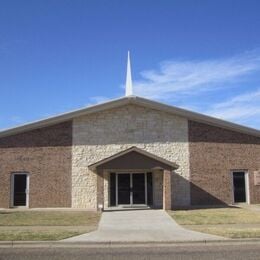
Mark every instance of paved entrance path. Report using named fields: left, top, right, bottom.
left=63, top=210, right=225, bottom=242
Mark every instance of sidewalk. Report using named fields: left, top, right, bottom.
left=63, top=209, right=225, bottom=242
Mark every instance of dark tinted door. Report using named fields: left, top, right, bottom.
left=13, top=174, right=27, bottom=206
left=132, top=173, right=145, bottom=204
left=117, top=174, right=130, bottom=204
left=233, top=172, right=246, bottom=203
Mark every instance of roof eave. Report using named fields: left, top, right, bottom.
left=0, top=95, right=259, bottom=138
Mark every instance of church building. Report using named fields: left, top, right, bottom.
left=0, top=54, right=259, bottom=210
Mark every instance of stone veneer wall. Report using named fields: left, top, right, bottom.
left=189, top=120, right=260, bottom=205
left=72, top=104, right=190, bottom=209
left=153, top=170, right=163, bottom=208
left=103, top=171, right=109, bottom=208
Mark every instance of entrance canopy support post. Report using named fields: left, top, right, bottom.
left=163, top=169, right=172, bottom=210
left=96, top=169, right=104, bottom=211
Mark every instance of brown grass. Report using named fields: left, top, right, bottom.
left=168, top=208, right=260, bottom=225
left=0, top=210, right=100, bottom=226
left=186, top=226, right=260, bottom=239
left=168, top=207, right=260, bottom=238
left=0, top=210, right=101, bottom=241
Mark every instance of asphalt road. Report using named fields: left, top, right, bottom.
left=0, top=242, right=260, bottom=260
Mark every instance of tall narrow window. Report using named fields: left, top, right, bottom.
left=233, top=171, right=246, bottom=203
left=12, top=173, right=29, bottom=207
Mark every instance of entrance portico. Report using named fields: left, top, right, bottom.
left=89, top=146, right=178, bottom=211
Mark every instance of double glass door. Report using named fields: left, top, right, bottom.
left=117, top=173, right=146, bottom=205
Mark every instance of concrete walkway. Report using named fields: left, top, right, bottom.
left=63, top=209, right=225, bottom=242
left=239, top=204, right=260, bottom=212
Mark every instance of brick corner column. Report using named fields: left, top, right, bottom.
left=96, top=169, right=104, bottom=211
left=163, top=169, right=172, bottom=210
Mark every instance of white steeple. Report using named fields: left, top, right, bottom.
left=125, top=51, right=133, bottom=96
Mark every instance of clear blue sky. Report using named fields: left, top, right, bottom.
left=1, top=0, right=260, bottom=129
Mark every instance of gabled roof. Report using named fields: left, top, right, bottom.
left=0, top=95, right=260, bottom=138
left=88, top=146, right=179, bottom=171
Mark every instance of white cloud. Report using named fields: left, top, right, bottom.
left=132, top=50, right=260, bottom=129
left=85, top=50, right=260, bottom=129
left=134, top=50, right=260, bottom=100
left=213, top=89, right=260, bottom=110
left=205, top=89, right=260, bottom=124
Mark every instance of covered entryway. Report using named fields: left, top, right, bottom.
left=89, top=146, right=179, bottom=211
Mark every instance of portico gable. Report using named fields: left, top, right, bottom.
left=89, top=146, right=179, bottom=211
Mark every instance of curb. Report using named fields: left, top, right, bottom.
left=0, top=239, right=260, bottom=248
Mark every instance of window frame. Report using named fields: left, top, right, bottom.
left=230, top=170, right=250, bottom=204
left=10, top=172, right=30, bottom=208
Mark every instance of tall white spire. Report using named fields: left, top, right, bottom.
left=125, top=51, right=133, bottom=96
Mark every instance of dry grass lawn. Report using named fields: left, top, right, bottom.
left=185, top=225, right=260, bottom=239
left=0, top=211, right=99, bottom=226
left=169, top=208, right=260, bottom=225
left=0, top=230, right=81, bottom=241
left=0, top=210, right=101, bottom=241
left=168, top=207, right=260, bottom=239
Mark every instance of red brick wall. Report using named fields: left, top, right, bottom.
left=0, top=122, right=72, bottom=148
left=0, top=122, right=72, bottom=208
left=188, top=121, right=260, bottom=205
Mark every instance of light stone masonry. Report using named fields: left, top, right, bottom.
left=153, top=170, right=163, bottom=208
left=72, top=104, right=190, bottom=209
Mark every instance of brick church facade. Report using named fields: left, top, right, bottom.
left=0, top=96, right=259, bottom=210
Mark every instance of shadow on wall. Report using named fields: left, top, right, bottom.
left=104, top=172, right=235, bottom=212
left=189, top=121, right=260, bottom=145
left=172, top=172, right=235, bottom=210
left=0, top=122, right=73, bottom=148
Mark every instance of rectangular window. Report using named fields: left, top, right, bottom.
left=232, top=171, right=249, bottom=203
left=11, top=173, right=29, bottom=207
